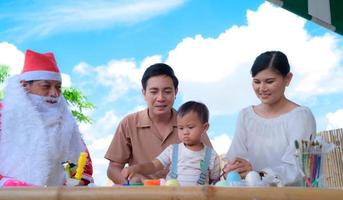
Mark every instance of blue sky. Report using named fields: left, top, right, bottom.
left=1, top=0, right=343, bottom=186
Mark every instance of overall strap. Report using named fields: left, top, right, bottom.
left=197, top=146, right=212, bottom=185
left=170, top=144, right=179, bottom=179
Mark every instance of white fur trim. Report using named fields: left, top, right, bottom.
left=20, top=71, right=61, bottom=81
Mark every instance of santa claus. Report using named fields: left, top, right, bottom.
left=0, top=49, right=93, bottom=186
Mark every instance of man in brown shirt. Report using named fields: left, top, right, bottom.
left=105, top=63, right=211, bottom=184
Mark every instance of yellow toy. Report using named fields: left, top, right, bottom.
left=74, top=152, right=88, bottom=180
left=165, top=179, right=180, bottom=186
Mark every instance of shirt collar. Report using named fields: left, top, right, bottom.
left=137, top=108, right=177, bottom=128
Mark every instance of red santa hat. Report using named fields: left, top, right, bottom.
left=20, top=49, right=62, bottom=81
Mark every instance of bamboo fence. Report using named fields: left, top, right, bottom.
left=318, top=128, right=343, bottom=188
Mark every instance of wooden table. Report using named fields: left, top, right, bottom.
left=0, top=186, right=342, bottom=200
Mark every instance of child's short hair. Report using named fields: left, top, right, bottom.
left=177, top=101, right=209, bottom=123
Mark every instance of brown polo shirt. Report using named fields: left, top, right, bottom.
left=105, top=108, right=211, bottom=172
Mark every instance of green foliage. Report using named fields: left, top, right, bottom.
left=0, top=65, right=10, bottom=99
left=0, top=65, right=9, bottom=83
left=62, top=87, right=95, bottom=124
left=0, top=64, right=95, bottom=124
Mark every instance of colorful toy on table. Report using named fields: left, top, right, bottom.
left=260, top=172, right=282, bottom=187
left=62, top=161, right=78, bottom=186
left=294, top=137, right=335, bottom=188
left=62, top=152, right=88, bottom=186
left=75, top=152, right=88, bottom=180
left=226, top=171, right=242, bottom=187
left=62, top=161, right=76, bottom=179
left=123, top=182, right=144, bottom=186
left=121, top=178, right=144, bottom=187
left=215, top=171, right=273, bottom=187
left=295, top=139, right=321, bottom=187
left=141, top=178, right=171, bottom=186
left=0, top=175, right=35, bottom=187
left=143, top=179, right=161, bottom=186
left=164, top=179, right=180, bottom=186
left=245, top=171, right=264, bottom=186
left=215, top=180, right=227, bottom=187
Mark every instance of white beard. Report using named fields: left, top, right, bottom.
left=27, top=94, right=66, bottom=161
left=0, top=76, right=85, bottom=186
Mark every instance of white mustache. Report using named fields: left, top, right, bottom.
left=45, top=97, right=59, bottom=104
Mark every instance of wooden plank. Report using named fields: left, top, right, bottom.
left=0, top=187, right=342, bottom=200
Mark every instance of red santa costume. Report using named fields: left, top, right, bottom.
left=0, top=50, right=93, bottom=186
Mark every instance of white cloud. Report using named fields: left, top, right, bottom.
left=2, top=0, right=187, bottom=41
left=326, top=109, right=343, bottom=130
left=73, top=62, right=92, bottom=75
left=210, top=134, right=232, bottom=156
left=140, top=55, right=163, bottom=70
left=73, top=59, right=148, bottom=102
left=96, top=60, right=141, bottom=86
left=167, top=34, right=250, bottom=82
left=95, top=60, right=142, bottom=102
left=166, top=2, right=343, bottom=115
left=79, top=110, right=121, bottom=186
left=61, top=73, right=72, bottom=87
left=80, top=110, right=119, bottom=140
left=71, top=2, right=343, bottom=118
left=178, top=70, right=258, bottom=115
left=0, top=42, right=24, bottom=75
left=84, top=134, right=114, bottom=186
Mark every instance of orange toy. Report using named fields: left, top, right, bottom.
left=143, top=179, right=160, bottom=186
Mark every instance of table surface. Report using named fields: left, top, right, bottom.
left=0, top=186, right=342, bottom=200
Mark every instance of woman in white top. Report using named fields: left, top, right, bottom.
left=224, top=51, right=316, bottom=185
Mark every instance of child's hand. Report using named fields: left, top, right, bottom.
left=121, top=166, right=137, bottom=180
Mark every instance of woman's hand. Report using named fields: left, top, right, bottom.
left=223, top=157, right=252, bottom=178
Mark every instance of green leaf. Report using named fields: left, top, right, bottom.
left=62, top=87, right=95, bottom=124
left=0, top=64, right=10, bottom=84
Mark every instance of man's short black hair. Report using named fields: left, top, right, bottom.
left=141, top=63, right=179, bottom=90
left=177, top=101, right=209, bottom=123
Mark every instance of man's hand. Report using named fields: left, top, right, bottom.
left=107, top=162, right=126, bottom=184
left=121, top=165, right=138, bottom=180
left=223, top=157, right=252, bottom=178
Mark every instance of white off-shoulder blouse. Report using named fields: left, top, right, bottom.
left=225, top=106, right=316, bottom=185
